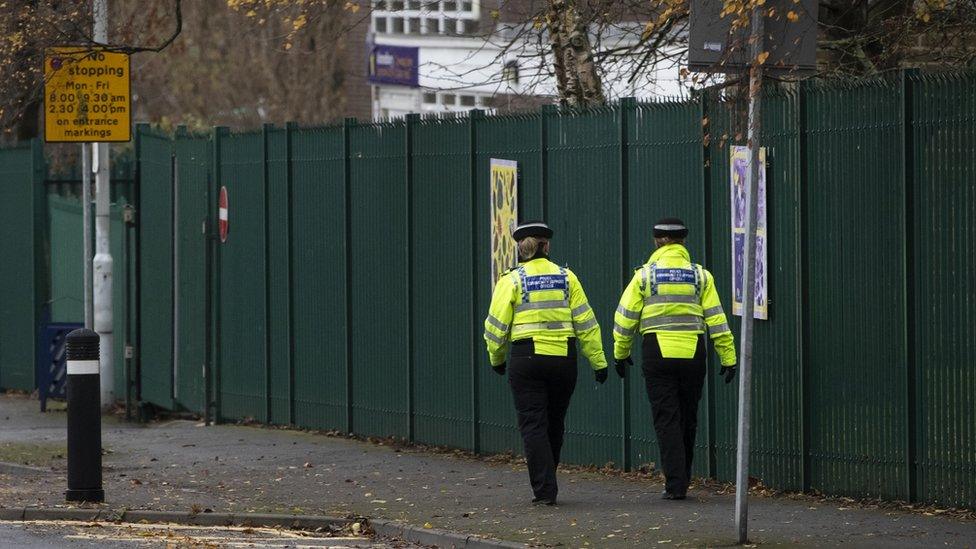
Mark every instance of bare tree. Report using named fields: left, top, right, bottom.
left=0, top=0, right=183, bottom=141
left=115, top=0, right=371, bottom=129
left=817, top=0, right=976, bottom=75
left=0, top=0, right=369, bottom=138
left=457, top=0, right=976, bottom=107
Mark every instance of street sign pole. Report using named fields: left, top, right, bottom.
left=686, top=1, right=815, bottom=542
left=82, top=143, right=93, bottom=330
left=92, top=0, right=114, bottom=410
left=735, top=3, right=764, bottom=544
left=47, top=0, right=130, bottom=409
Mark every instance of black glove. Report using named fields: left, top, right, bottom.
left=594, top=368, right=608, bottom=384
left=614, top=356, right=633, bottom=378
left=493, top=362, right=506, bottom=376
left=720, top=365, right=736, bottom=384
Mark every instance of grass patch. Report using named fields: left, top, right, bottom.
left=0, top=442, right=67, bottom=467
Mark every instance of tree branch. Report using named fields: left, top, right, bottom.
left=93, top=0, right=183, bottom=54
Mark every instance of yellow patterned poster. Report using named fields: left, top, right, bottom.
left=490, top=159, right=518, bottom=287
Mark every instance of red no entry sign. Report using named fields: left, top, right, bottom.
left=218, top=186, right=229, bottom=243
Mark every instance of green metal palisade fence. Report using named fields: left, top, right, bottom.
left=133, top=71, right=974, bottom=508
left=910, top=70, right=976, bottom=507
left=805, top=77, right=909, bottom=499
left=1, top=141, right=131, bottom=396
left=0, top=70, right=972, bottom=509
left=47, top=194, right=131, bottom=399
left=137, top=126, right=176, bottom=409
left=290, top=124, right=347, bottom=430
left=0, top=140, right=46, bottom=391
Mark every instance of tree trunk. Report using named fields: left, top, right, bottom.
left=563, top=3, right=605, bottom=105
left=15, top=100, right=40, bottom=141
left=546, top=0, right=604, bottom=106
left=546, top=0, right=572, bottom=103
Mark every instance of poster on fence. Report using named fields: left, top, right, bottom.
left=490, top=159, right=518, bottom=287
left=730, top=146, right=769, bottom=320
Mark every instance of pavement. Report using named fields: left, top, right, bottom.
left=2, top=393, right=975, bottom=548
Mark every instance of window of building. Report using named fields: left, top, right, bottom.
left=418, top=90, right=495, bottom=115
left=372, top=0, right=480, bottom=36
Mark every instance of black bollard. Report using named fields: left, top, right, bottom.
left=65, top=329, right=104, bottom=503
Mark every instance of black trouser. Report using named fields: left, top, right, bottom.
left=641, top=334, right=706, bottom=496
left=508, top=339, right=578, bottom=501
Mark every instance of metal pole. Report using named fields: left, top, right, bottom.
left=172, top=153, right=179, bottom=402
left=82, top=144, right=93, bottom=330
left=123, top=206, right=133, bottom=422
left=93, top=0, right=114, bottom=410
left=735, top=4, right=764, bottom=544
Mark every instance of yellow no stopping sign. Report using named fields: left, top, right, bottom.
left=44, top=47, right=131, bottom=142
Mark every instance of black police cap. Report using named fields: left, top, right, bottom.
left=653, top=217, right=688, bottom=238
left=513, top=221, right=553, bottom=241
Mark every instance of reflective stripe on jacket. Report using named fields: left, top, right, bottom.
left=484, top=257, right=607, bottom=371
left=613, top=244, right=736, bottom=365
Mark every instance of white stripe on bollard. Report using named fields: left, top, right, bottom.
left=67, top=360, right=100, bottom=375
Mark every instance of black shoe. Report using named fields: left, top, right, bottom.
left=531, top=497, right=557, bottom=506
left=661, top=490, right=686, bottom=500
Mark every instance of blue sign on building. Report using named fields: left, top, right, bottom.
left=368, top=45, right=419, bottom=88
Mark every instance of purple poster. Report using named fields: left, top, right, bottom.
left=368, top=45, right=419, bottom=88
left=730, top=146, right=768, bottom=320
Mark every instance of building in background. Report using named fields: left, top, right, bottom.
left=366, top=0, right=685, bottom=120
left=368, top=0, right=510, bottom=118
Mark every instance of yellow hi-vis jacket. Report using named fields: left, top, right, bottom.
left=613, top=243, right=736, bottom=366
left=484, top=257, right=608, bottom=371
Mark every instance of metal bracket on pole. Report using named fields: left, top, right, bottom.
left=735, top=3, right=764, bottom=545
left=123, top=205, right=135, bottom=225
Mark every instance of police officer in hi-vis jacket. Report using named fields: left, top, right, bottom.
left=613, top=218, right=737, bottom=500
left=483, top=221, right=608, bottom=505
